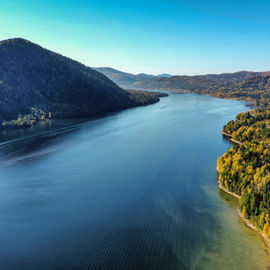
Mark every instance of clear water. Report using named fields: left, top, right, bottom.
left=0, top=93, right=269, bottom=270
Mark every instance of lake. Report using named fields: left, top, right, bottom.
left=0, top=93, right=269, bottom=270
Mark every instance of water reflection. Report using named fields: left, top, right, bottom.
left=0, top=94, right=269, bottom=269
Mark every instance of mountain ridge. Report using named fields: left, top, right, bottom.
left=0, top=38, right=166, bottom=128
left=95, top=67, right=270, bottom=90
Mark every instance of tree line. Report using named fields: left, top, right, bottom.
left=218, top=110, right=270, bottom=237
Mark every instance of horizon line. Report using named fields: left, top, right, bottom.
left=2, top=37, right=270, bottom=77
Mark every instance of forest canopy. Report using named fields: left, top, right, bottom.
left=0, top=38, right=167, bottom=129
left=218, top=110, right=270, bottom=237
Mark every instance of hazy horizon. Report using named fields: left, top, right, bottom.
left=94, top=66, right=270, bottom=77
left=1, top=36, right=270, bottom=77
left=1, top=0, right=270, bottom=75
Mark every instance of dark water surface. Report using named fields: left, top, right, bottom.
left=0, top=93, right=269, bottom=270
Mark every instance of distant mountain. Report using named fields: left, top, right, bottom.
left=93, top=67, right=156, bottom=89
left=95, top=67, right=270, bottom=91
left=157, top=73, right=172, bottom=78
left=137, top=73, right=154, bottom=77
left=94, top=68, right=173, bottom=89
left=236, top=75, right=270, bottom=90
left=0, top=39, right=166, bottom=128
left=198, top=74, right=270, bottom=107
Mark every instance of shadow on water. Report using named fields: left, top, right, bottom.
left=0, top=114, right=131, bottom=167
left=0, top=94, right=270, bottom=270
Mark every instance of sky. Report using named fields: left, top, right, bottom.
left=0, top=0, right=270, bottom=75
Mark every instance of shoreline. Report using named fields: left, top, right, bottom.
left=238, top=210, right=270, bottom=248
left=216, top=165, right=240, bottom=200
left=216, top=165, right=270, bottom=248
left=221, top=131, right=241, bottom=145
left=218, top=181, right=241, bottom=199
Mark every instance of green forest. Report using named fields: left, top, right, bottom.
left=218, top=109, right=270, bottom=237
left=0, top=38, right=167, bottom=129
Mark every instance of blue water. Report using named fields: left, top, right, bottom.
left=0, top=93, right=269, bottom=270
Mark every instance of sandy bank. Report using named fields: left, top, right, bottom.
left=218, top=182, right=241, bottom=199
left=221, top=131, right=241, bottom=145
left=238, top=210, right=270, bottom=248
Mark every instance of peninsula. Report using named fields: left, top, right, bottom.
left=217, top=109, right=270, bottom=244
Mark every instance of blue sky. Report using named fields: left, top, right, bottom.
left=1, top=0, right=270, bottom=75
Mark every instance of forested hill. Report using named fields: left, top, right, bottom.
left=201, top=75, right=270, bottom=107
left=93, top=67, right=157, bottom=89
left=218, top=110, right=270, bottom=239
left=0, top=38, right=166, bottom=129
left=95, top=67, right=270, bottom=91
left=236, top=75, right=270, bottom=91
left=149, top=72, right=270, bottom=91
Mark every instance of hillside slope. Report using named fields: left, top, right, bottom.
left=199, top=75, right=270, bottom=107
left=0, top=38, right=165, bottom=128
left=237, top=75, right=270, bottom=91
left=93, top=67, right=157, bottom=89
left=218, top=110, right=270, bottom=241
left=95, top=67, right=270, bottom=91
